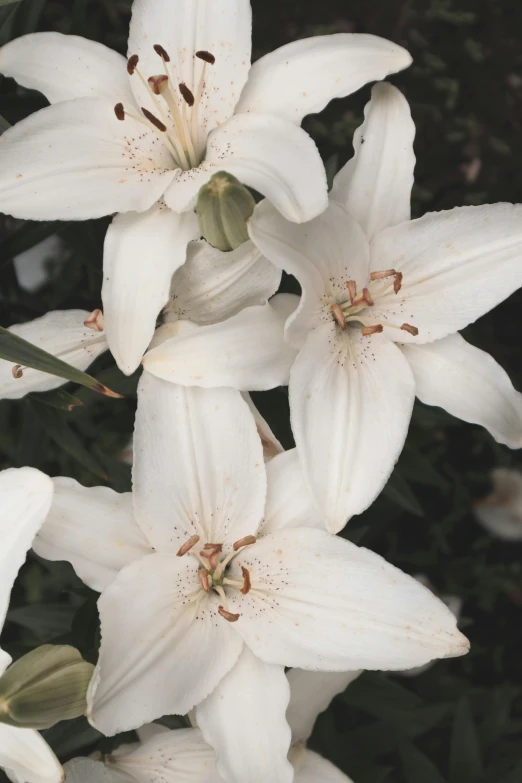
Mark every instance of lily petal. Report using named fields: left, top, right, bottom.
left=89, top=553, right=243, bottom=735
left=63, top=759, right=115, bottom=783
left=474, top=469, right=522, bottom=541
left=230, top=528, right=470, bottom=670
left=0, top=310, right=108, bottom=400
left=133, top=372, right=266, bottom=552
left=0, top=33, right=134, bottom=105
left=165, top=239, right=281, bottom=326
left=370, top=203, right=522, bottom=344
left=0, top=468, right=54, bottom=629
left=260, top=449, right=324, bottom=535
left=235, top=34, right=412, bottom=124
left=294, top=750, right=354, bottom=783
left=33, top=478, right=153, bottom=593
left=196, top=647, right=292, bottom=783
left=0, top=725, right=63, bottom=783
left=286, top=669, right=362, bottom=743
left=206, top=113, right=328, bottom=223
left=143, top=296, right=298, bottom=391
left=290, top=324, right=415, bottom=533
left=331, top=82, right=415, bottom=239
left=401, top=334, right=522, bottom=448
left=0, top=98, right=175, bottom=221
left=102, top=204, right=198, bottom=375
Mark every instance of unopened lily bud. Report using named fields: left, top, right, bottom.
left=0, top=645, right=94, bottom=730
left=196, top=171, right=255, bottom=252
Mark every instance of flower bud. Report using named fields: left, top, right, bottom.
left=196, top=171, right=255, bottom=252
left=0, top=645, right=94, bottom=730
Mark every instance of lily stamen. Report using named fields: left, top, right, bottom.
left=346, top=280, right=357, bottom=304
left=198, top=568, right=210, bottom=593
left=401, top=323, right=419, bottom=336
left=176, top=534, right=200, bottom=557
left=331, top=304, right=347, bottom=330
left=218, top=606, right=240, bottom=623
left=370, top=269, right=396, bottom=281
left=361, top=324, right=384, bottom=336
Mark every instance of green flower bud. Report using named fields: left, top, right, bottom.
left=0, top=645, right=94, bottom=730
left=196, top=171, right=255, bottom=252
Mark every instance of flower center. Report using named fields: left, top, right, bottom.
left=114, top=46, right=216, bottom=172
left=330, top=269, right=419, bottom=337
left=176, top=534, right=256, bottom=623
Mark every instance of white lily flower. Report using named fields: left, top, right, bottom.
left=0, top=310, right=108, bottom=400
left=34, top=377, right=467, bottom=779
left=474, top=468, right=522, bottom=541
left=0, top=0, right=412, bottom=376
left=0, top=467, right=62, bottom=783
left=249, top=81, right=522, bottom=534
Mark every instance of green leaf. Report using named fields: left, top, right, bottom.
left=0, top=325, right=122, bottom=399
left=399, top=742, right=445, bottom=783
left=0, top=0, right=21, bottom=6
left=7, top=604, right=77, bottom=642
left=382, top=469, right=424, bottom=516
left=450, top=698, right=483, bottom=783
left=29, top=388, right=83, bottom=412
left=500, top=761, right=522, bottom=783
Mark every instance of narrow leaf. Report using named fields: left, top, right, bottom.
left=0, top=0, right=21, bottom=6
left=383, top=470, right=424, bottom=516
left=399, top=742, right=445, bottom=783
left=29, top=388, right=83, bottom=412
left=450, top=698, right=483, bottom=783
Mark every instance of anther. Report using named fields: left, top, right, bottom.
left=218, top=606, right=240, bottom=623
left=394, top=272, right=403, bottom=294
left=353, top=287, right=374, bottom=307
left=370, top=269, right=396, bottom=281
left=114, top=103, right=125, bottom=121
left=200, top=543, right=223, bottom=571
left=199, top=568, right=210, bottom=592
left=141, top=107, right=167, bottom=132
left=401, top=323, right=419, bottom=336
left=148, top=75, right=169, bottom=95
left=12, top=365, right=23, bottom=379
left=179, top=82, right=195, bottom=107
left=176, top=534, right=200, bottom=557
left=346, top=280, right=357, bottom=305
left=331, top=304, right=347, bottom=330
left=84, top=309, right=104, bottom=333
left=127, top=54, right=139, bottom=75
left=196, top=50, right=216, bottom=65
left=153, top=44, right=171, bottom=62
left=233, top=535, right=257, bottom=552
left=240, top=566, right=251, bottom=595
left=361, top=325, right=384, bottom=336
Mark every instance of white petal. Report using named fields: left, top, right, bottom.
left=102, top=204, right=198, bottom=375
left=402, top=334, right=522, bottom=448
left=248, top=199, right=370, bottom=348
left=474, top=468, right=522, bottom=541
left=127, top=0, right=252, bottom=152
left=290, top=324, right=415, bottom=533
left=235, top=34, right=412, bottom=124
left=0, top=310, right=108, bottom=400
left=370, top=203, right=522, bottom=344
left=0, top=33, right=134, bottom=105
left=331, top=82, right=415, bottom=240
left=242, top=393, right=284, bottom=462
left=196, top=647, right=292, bottom=783
left=63, top=759, right=117, bottom=783
left=162, top=165, right=216, bottom=214
left=0, top=99, right=175, bottom=221
left=260, top=449, right=324, bottom=535
left=230, top=528, right=470, bottom=670
left=0, top=725, right=63, bottom=783
left=294, top=750, right=353, bottom=783
left=133, top=372, right=266, bottom=552
left=33, top=478, right=152, bottom=593
left=286, top=669, right=362, bottom=743
left=0, top=468, right=53, bottom=629
left=14, top=235, right=65, bottom=293
left=143, top=297, right=298, bottom=391
left=164, top=239, right=281, bottom=326
left=90, top=553, right=243, bottom=734
left=111, top=728, right=220, bottom=783
left=205, top=113, right=328, bottom=223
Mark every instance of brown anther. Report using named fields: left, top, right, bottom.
left=141, top=107, right=168, bottom=132
left=233, top=535, right=257, bottom=552
left=361, top=325, right=384, bottom=336
left=240, top=566, right=251, bottom=595
left=148, top=75, right=169, bottom=95
left=84, top=309, right=104, bottom=333
left=153, top=44, right=171, bottom=62
left=401, top=323, right=419, bottom=336
left=393, top=272, right=403, bottom=295
left=370, top=269, right=396, bottom=281
left=12, top=365, right=23, bottom=379
left=196, top=50, right=216, bottom=65
left=346, top=280, right=357, bottom=304
left=353, top=287, right=374, bottom=307
left=179, top=82, right=195, bottom=107
left=176, top=534, right=200, bottom=557
left=218, top=606, right=240, bottom=623
left=200, top=543, right=223, bottom=571
left=114, top=103, right=125, bottom=121
left=127, top=54, right=139, bottom=75
left=198, top=568, right=210, bottom=593
left=330, top=304, right=346, bottom=330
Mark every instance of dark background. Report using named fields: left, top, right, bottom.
left=0, top=1, right=521, bottom=781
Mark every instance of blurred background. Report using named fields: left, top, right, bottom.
left=0, top=1, right=521, bottom=781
